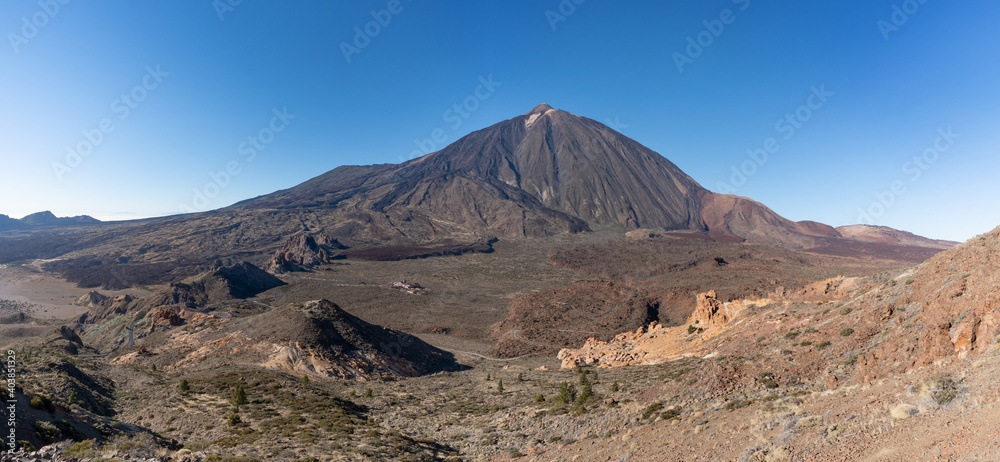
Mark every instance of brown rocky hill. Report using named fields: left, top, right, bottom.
left=81, top=261, right=284, bottom=324
left=108, top=299, right=459, bottom=381
left=836, top=224, right=958, bottom=249
left=554, top=224, right=1000, bottom=383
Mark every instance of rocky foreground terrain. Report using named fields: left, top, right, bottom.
left=0, top=224, right=993, bottom=461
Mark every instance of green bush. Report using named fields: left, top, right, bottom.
left=724, top=399, right=751, bottom=411
left=230, top=385, right=247, bottom=408
left=784, top=330, right=800, bottom=340
left=905, top=278, right=914, bottom=285
left=641, top=402, right=663, bottom=419
left=227, top=414, right=242, bottom=426
left=816, top=340, right=831, bottom=350
left=840, top=307, right=853, bottom=315
left=63, top=440, right=96, bottom=458
left=839, top=328, right=855, bottom=337
left=30, top=394, right=54, bottom=412
left=535, top=394, right=545, bottom=403
left=555, top=382, right=576, bottom=404
left=930, top=373, right=958, bottom=405
left=179, top=379, right=190, bottom=394
left=687, top=325, right=697, bottom=335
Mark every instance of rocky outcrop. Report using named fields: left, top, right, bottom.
left=144, top=261, right=285, bottom=308
left=557, top=292, right=771, bottom=368
left=114, top=299, right=460, bottom=381
left=690, top=290, right=733, bottom=330
left=264, top=233, right=346, bottom=273
left=73, top=290, right=108, bottom=307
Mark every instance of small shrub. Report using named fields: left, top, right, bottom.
left=804, top=327, right=818, bottom=334
left=556, top=382, right=576, bottom=405
left=179, top=379, right=190, bottom=394
left=611, top=381, right=619, bottom=393
left=905, top=278, right=915, bottom=285
left=535, top=394, right=545, bottom=403
left=687, top=325, right=697, bottom=335
left=930, top=373, right=958, bottom=405
left=230, top=385, right=247, bottom=408
left=799, top=341, right=812, bottom=346
left=29, top=395, right=54, bottom=413
left=839, top=328, right=855, bottom=337
left=816, top=340, right=831, bottom=350
left=63, top=440, right=96, bottom=458
left=576, top=381, right=593, bottom=405
left=840, top=307, right=853, bottom=315
left=517, top=373, right=524, bottom=382
left=497, top=379, right=504, bottom=394
left=660, top=408, right=681, bottom=420
left=364, top=388, right=373, bottom=398
left=301, top=375, right=309, bottom=386
left=723, top=399, right=751, bottom=411
left=784, top=330, right=800, bottom=340
left=641, top=402, right=663, bottom=419
left=781, top=349, right=793, bottom=355
left=486, top=373, right=491, bottom=381
left=227, top=414, right=242, bottom=426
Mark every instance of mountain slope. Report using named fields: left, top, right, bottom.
left=234, top=104, right=706, bottom=239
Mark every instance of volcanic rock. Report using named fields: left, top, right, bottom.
left=264, top=233, right=346, bottom=273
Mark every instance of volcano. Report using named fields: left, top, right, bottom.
left=232, top=104, right=854, bottom=248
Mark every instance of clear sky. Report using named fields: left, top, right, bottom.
left=1, top=1, right=997, bottom=242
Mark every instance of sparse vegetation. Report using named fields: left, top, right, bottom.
left=839, top=327, right=855, bottom=337
left=641, top=402, right=664, bottom=419
left=840, top=307, right=853, bottom=315
left=816, top=340, right=831, bottom=350
left=928, top=373, right=958, bottom=405
left=556, top=382, right=577, bottom=405
left=687, top=325, right=697, bottom=335
left=179, top=379, right=190, bottom=394
left=230, top=385, right=247, bottom=409
left=905, top=278, right=915, bottom=285
left=784, top=330, right=800, bottom=340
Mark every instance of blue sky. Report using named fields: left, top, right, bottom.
left=1, top=1, right=997, bottom=242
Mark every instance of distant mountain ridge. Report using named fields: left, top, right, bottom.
left=0, top=211, right=100, bottom=230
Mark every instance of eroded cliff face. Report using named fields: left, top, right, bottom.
left=557, top=290, right=773, bottom=369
